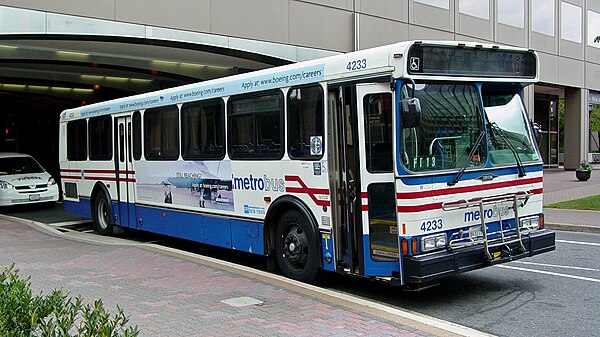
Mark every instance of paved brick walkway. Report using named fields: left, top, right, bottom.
left=1, top=217, right=469, bottom=337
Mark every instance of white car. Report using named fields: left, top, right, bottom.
left=0, top=152, right=59, bottom=207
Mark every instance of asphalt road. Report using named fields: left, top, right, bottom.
left=4, top=204, right=600, bottom=337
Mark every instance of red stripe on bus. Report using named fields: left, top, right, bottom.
left=285, top=176, right=330, bottom=207
left=396, top=177, right=543, bottom=199
left=60, top=169, right=81, bottom=173
left=396, top=188, right=543, bottom=213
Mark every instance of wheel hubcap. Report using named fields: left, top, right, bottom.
left=283, top=224, right=308, bottom=269
left=97, top=199, right=108, bottom=229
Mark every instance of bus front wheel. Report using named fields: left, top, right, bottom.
left=275, top=210, right=320, bottom=283
left=92, top=192, right=113, bottom=236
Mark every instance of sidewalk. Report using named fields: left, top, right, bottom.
left=0, top=216, right=485, bottom=337
left=543, top=167, right=600, bottom=234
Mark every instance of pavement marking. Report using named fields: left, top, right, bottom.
left=497, top=265, right=600, bottom=284
left=48, top=220, right=91, bottom=227
left=512, top=261, right=600, bottom=272
left=556, top=239, right=600, bottom=247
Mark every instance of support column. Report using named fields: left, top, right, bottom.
left=522, top=85, right=535, bottom=119
left=563, top=88, right=589, bottom=170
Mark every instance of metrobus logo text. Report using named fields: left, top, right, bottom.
left=233, top=174, right=285, bottom=192
left=464, top=205, right=511, bottom=222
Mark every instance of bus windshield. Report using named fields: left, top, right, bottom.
left=401, top=83, right=485, bottom=172
left=484, top=93, right=540, bottom=165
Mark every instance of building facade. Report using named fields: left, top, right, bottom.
left=0, top=0, right=599, bottom=168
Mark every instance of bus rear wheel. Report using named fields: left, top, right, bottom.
left=275, top=210, right=320, bottom=283
left=92, top=192, right=113, bottom=236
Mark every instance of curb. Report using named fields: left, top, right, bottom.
left=545, top=223, right=600, bottom=234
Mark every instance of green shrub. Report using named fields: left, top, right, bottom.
left=0, top=265, right=139, bottom=337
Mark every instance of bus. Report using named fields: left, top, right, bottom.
left=59, top=40, right=555, bottom=288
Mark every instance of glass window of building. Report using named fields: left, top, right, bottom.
left=531, top=0, right=555, bottom=36
left=561, top=2, right=582, bottom=43
left=459, top=0, right=489, bottom=20
left=588, top=10, right=600, bottom=47
left=498, top=0, right=525, bottom=28
left=414, top=0, right=449, bottom=10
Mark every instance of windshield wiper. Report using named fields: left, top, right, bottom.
left=489, top=122, right=526, bottom=177
left=448, top=130, right=485, bottom=186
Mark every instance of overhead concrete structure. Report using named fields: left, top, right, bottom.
left=0, top=0, right=599, bottom=171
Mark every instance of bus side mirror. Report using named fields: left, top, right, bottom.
left=530, top=121, right=542, bottom=145
left=401, top=98, right=421, bottom=128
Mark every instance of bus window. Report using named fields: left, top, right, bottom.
left=287, top=85, right=324, bottom=159
left=144, top=105, right=179, bottom=160
left=67, top=119, right=87, bottom=161
left=400, top=83, right=484, bottom=172
left=228, top=90, right=283, bottom=160
left=364, top=93, right=392, bottom=172
left=132, top=111, right=142, bottom=160
left=88, top=115, right=112, bottom=161
left=181, top=99, right=225, bottom=160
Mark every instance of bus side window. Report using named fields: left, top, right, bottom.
left=364, top=93, right=392, bottom=172
left=144, top=105, right=179, bottom=160
left=287, top=85, right=324, bottom=159
left=89, top=115, right=112, bottom=161
left=181, top=99, right=225, bottom=160
left=132, top=111, right=142, bottom=160
left=67, top=119, right=87, bottom=161
left=228, top=90, right=284, bottom=160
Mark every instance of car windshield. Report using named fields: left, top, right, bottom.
left=483, top=93, right=540, bottom=165
left=400, top=83, right=485, bottom=172
left=0, top=156, right=44, bottom=175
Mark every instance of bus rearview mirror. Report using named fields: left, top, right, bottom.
left=401, top=98, right=421, bottom=128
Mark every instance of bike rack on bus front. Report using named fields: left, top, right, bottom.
left=442, top=191, right=533, bottom=261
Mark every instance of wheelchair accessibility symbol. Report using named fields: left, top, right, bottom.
left=410, top=57, right=420, bottom=71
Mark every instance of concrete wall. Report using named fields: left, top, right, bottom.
left=0, top=0, right=597, bottom=89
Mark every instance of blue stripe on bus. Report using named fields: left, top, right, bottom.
left=397, top=165, right=543, bottom=185
left=65, top=200, right=264, bottom=255
left=64, top=198, right=92, bottom=219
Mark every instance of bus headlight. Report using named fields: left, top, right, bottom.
left=421, top=233, right=447, bottom=252
left=0, top=180, right=14, bottom=189
left=520, top=216, right=540, bottom=231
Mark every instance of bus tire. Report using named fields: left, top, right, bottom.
left=92, top=191, right=113, bottom=236
left=275, top=209, right=320, bottom=283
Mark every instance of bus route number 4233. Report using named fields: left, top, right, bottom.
left=421, top=218, right=443, bottom=232
left=347, top=59, right=367, bottom=71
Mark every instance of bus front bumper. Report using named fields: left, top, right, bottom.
left=402, top=230, right=555, bottom=286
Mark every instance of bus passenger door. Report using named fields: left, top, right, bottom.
left=356, top=83, right=399, bottom=277
left=115, top=116, right=136, bottom=228
left=329, top=84, right=363, bottom=274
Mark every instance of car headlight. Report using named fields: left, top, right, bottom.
left=47, top=177, right=56, bottom=187
left=421, top=233, right=447, bottom=252
left=0, top=180, right=14, bottom=189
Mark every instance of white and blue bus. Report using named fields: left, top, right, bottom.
left=59, top=40, right=555, bottom=287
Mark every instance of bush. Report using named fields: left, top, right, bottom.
left=0, top=265, right=139, bottom=337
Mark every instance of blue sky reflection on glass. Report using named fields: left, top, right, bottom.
left=414, top=0, right=450, bottom=10
left=498, top=0, right=525, bottom=28
left=459, top=0, right=489, bottom=20
left=561, top=2, right=582, bottom=43
left=531, top=0, right=555, bottom=36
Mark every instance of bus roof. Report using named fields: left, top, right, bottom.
left=60, top=40, right=538, bottom=122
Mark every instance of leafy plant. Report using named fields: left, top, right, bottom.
left=0, top=264, right=139, bottom=337
left=578, top=161, right=592, bottom=172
